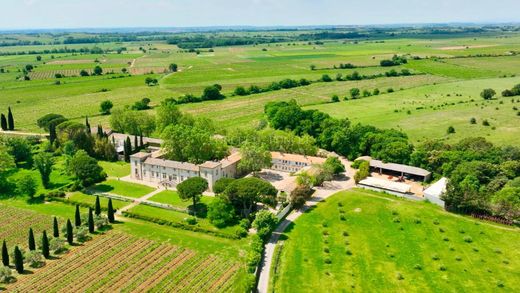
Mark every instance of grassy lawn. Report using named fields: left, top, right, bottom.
left=67, top=192, right=130, bottom=210
left=91, top=179, right=154, bottom=198
left=126, top=204, right=240, bottom=238
left=98, top=161, right=130, bottom=178
left=272, top=189, right=520, bottom=292
left=148, top=190, right=214, bottom=208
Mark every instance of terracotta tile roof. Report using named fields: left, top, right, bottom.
left=270, top=152, right=326, bottom=165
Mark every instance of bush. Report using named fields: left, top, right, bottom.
left=439, top=265, right=447, bottom=271
left=464, top=236, right=473, bottom=243
left=0, top=266, right=14, bottom=284
left=49, top=238, right=66, bottom=254
left=25, top=251, right=45, bottom=268
left=396, top=272, right=404, bottom=280
left=447, top=126, right=455, bottom=134
left=207, top=197, right=235, bottom=228
left=324, top=258, right=332, bottom=264
left=253, top=210, right=278, bottom=240
left=470, top=117, right=477, bottom=124
left=184, top=217, right=197, bottom=225
left=75, top=226, right=89, bottom=242
left=432, top=254, right=440, bottom=260
left=414, top=264, right=422, bottom=270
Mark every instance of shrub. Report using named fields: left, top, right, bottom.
left=346, top=249, right=352, bottom=256
left=433, top=219, right=440, bottom=225
left=339, top=215, right=346, bottom=221
left=472, top=247, right=479, bottom=252
left=464, top=236, right=473, bottom=243
left=482, top=119, right=490, bottom=126
left=49, top=238, right=66, bottom=254
left=459, top=229, right=465, bottom=234
left=322, top=230, right=329, bottom=236
left=343, top=231, right=349, bottom=237
left=75, top=226, right=89, bottom=243
left=414, top=218, right=422, bottom=224
left=494, top=248, right=502, bottom=254
left=324, top=258, right=332, bottom=264
left=439, top=227, right=445, bottom=233
left=432, top=254, right=440, bottom=260
left=323, top=247, right=330, bottom=253
left=393, top=217, right=400, bottom=223
left=470, top=117, right=477, bottom=124
left=455, top=256, right=462, bottom=261
left=25, top=251, right=45, bottom=268
left=0, top=266, right=14, bottom=284
left=414, top=264, right=422, bottom=270
left=396, top=272, right=404, bottom=280
left=439, top=264, right=447, bottom=271
left=184, top=217, right=197, bottom=225
left=443, top=237, right=449, bottom=242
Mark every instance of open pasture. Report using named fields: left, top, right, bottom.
left=272, top=189, right=520, bottom=292
left=308, top=76, right=520, bottom=145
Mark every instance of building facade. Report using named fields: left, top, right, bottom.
left=130, top=149, right=327, bottom=192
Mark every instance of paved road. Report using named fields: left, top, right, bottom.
left=257, top=158, right=356, bottom=293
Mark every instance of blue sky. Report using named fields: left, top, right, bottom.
left=1, top=0, right=519, bottom=30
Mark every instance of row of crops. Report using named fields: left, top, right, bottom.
left=8, top=232, right=241, bottom=292
left=0, top=205, right=53, bottom=247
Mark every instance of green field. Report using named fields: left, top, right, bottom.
left=91, top=179, right=155, bottom=198
left=1, top=33, right=520, bottom=147
left=272, top=189, right=520, bottom=292
left=149, top=190, right=215, bottom=208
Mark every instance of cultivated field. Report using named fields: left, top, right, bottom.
left=1, top=34, right=520, bottom=146
left=271, top=189, right=520, bottom=292
left=7, top=232, right=242, bottom=292
left=0, top=205, right=53, bottom=248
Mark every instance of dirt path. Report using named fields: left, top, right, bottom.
left=0, top=130, right=46, bottom=137
left=116, top=188, right=164, bottom=215
left=257, top=158, right=355, bottom=293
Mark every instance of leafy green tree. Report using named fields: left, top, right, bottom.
left=492, top=187, right=520, bottom=221
left=321, top=74, right=332, bottom=82
left=156, top=102, right=183, bottom=133
left=123, top=136, right=131, bottom=162
left=224, top=177, right=277, bottom=218
left=107, top=198, right=115, bottom=223
left=480, top=88, right=496, bottom=100
left=0, top=145, right=16, bottom=191
left=53, top=217, right=59, bottom=238
left=252, top=210, right=278, bottom=240
left=238, top=142, right=272, bottom=175
left=1, top=241, right=8, bottom=267
left=323, top=157, right=345, bottom=175
left=7, top=107, right=14, bottom=130
left=207, top=196, right=235, bottom=228
left=201, top=84, right=225, bottom=101
left=36, top=113, right=67, bottom=131
left=169, top=63, right=178, bottom=72
left=177, top=177, right=208, bottom=217
left=93, top=137, right=117, bottom=161
left=34, top=152, right=54, bottom=188
left=17, top=174, right=37, bottom=197
left=331, top=95, right=340, bottom=103
left=109, top=108, right=155, bottom=136
left=56, top=121, right=94, bottom=154
left=145, top=77, right=158, bottom=86
left=66, top=219, right=73, bottom=245
left=68, top=150, right=106, bottom=187
left=350, top=88, right=360, bottom=99
left=213, top=178, right=235, bottom=194
left=234, top=86, right=248, bottom=96
left=93, top=65, right=103, bottom=76
left=41, top=230, right=50, bottom=259
left=290, top=185, right=313, bottom=208
left=14, top=246, right=23, bottom=273
left=161, top=124, right=228, bottom=164
left=5, top=137, right=32, bottom=165
left=354, top=160, right=370, bottom=183
left=99, top=100, right=113, bottom=115
left=28, top=228, right=36, bottom=251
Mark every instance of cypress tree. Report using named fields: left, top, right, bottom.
left=14, top=246, right=23, bottom=274
left=41, top=230, right=50, bottom=259
left=134, top=135, right=138, bottom=152
left=97, top=125, right=103, bottom=138
left=53, top=217, right=59, bottom=238
left=124, top=137, right=131, bottom=162
left=28, top=228, right=36, bottom=251
left=66, top=219, right=73, bottom=245
left=85, top=116, right=91, bottom=133
left=140, top=133, right=144, bottom=149
left=112, top=136, right=115, bottom=145
left=95, top=195, right=101, bottom=216
left=88, top=208, right=94, bottom=233
left=107, top=198, right=115, bottom=223
left=7, top=107, right=14, bottom=130
left=49, top=123, right=57, bottom=145
left=0, top=113, right=6, bottom=130
left=1, top=240, right=9, bottom=267
left=75, top=205, right=81, bottom=227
